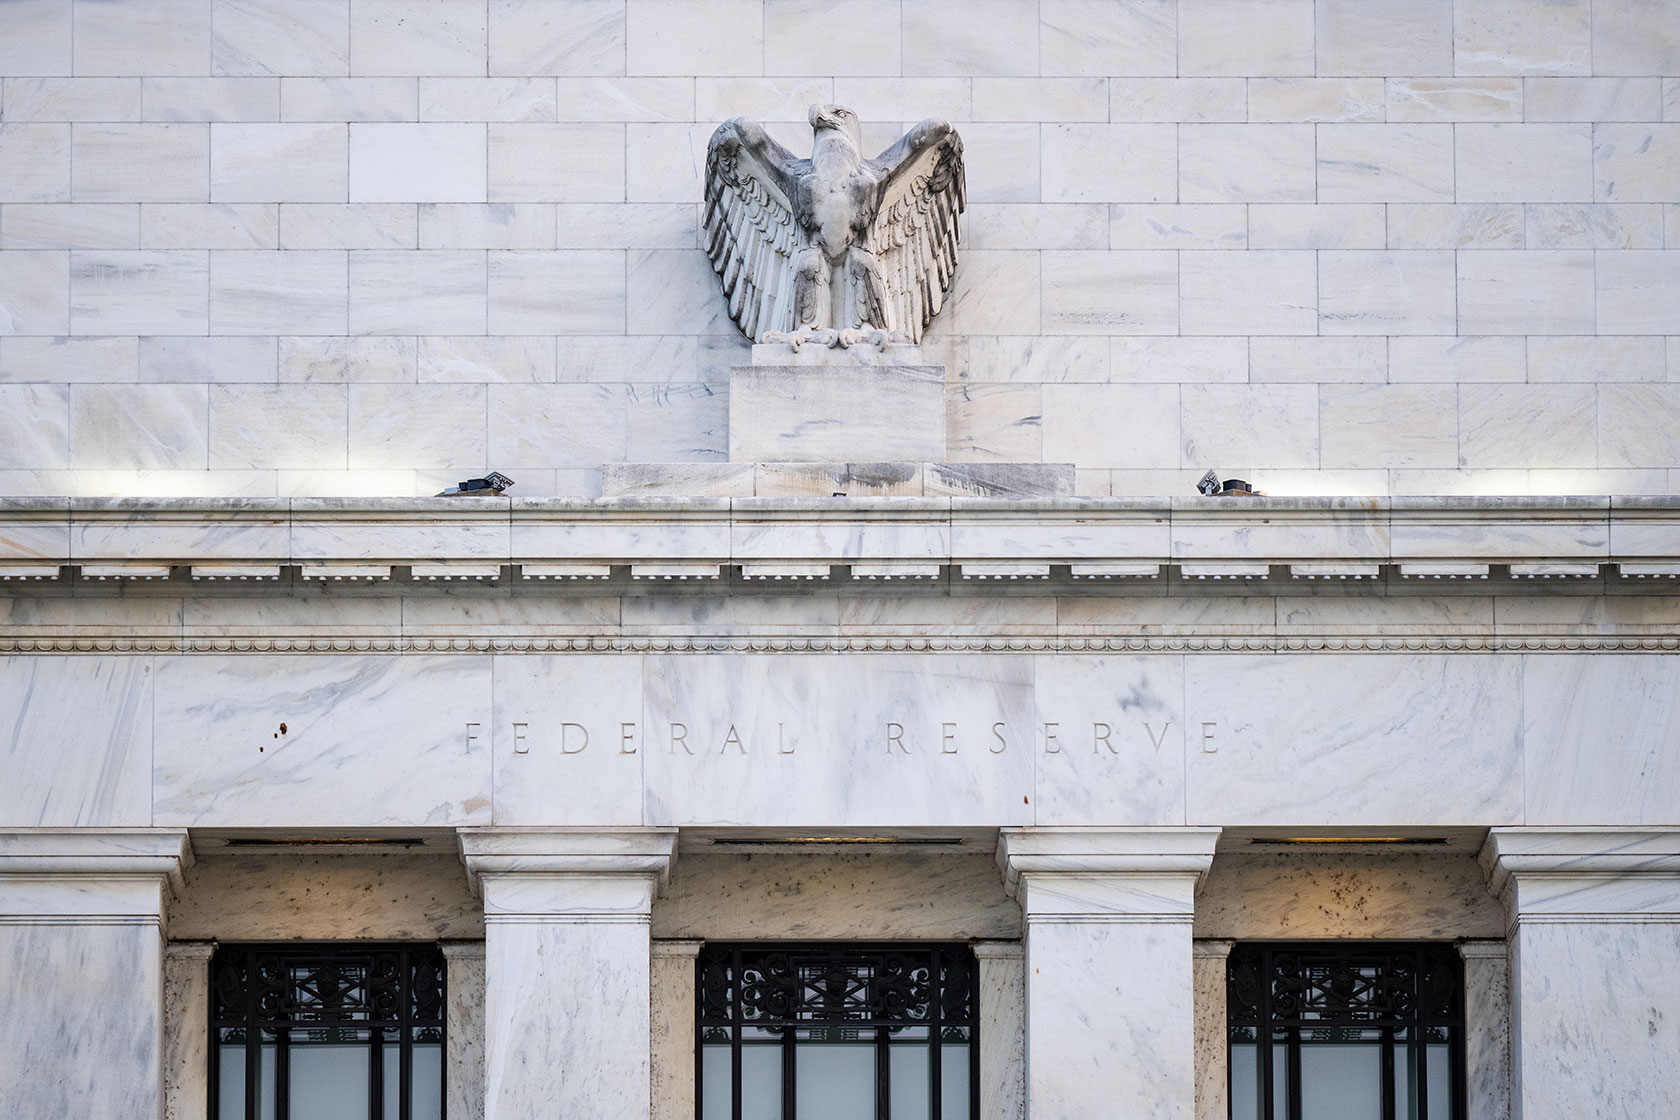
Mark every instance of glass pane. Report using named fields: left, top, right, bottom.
left=1229, top=1041, right=1260, bottom=1120
left=939, top=1042, right=969, bottom=1120
left=383, top=1043, right=399, bottom=1120
left=1300, top=1037, right=1381, bottom=1120
left=260, top=1039, right=276, bottom=1120
left=1426, top=1043, right=1451, bottom=1120
left=1272, top=1040, right=1289, bottom=1119
left=795, top=1037, right=875, bottom=1120
left=701, top=1045, right=733, bottom=1120
left=288, top=1030, right=371, bottom=1120
left=890, top=1042, right=929, bottom=1120
left=411, top=1039, right=443, bottom=1120
left=1395, top=1043, right=1413, bottom=1120
left=742, top=1039, right=783, bottom=1120
left=218, top=1043, right=246, bottom=1120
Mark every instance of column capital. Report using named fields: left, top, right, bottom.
left=0, top=829, right=194, bottom=933
left=0, top=828, right=194, bottom=891
left=996, top=827, right=1220, bottom=898
left=1480, top=827, right=1680, bottom=928
left=457, top=827, right=677, bottom=894
left=1192, top=938, right=1236, bottom=961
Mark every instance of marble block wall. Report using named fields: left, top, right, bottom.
left=0, top=0, right=1678, bottom=498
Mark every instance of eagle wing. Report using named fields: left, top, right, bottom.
left=867, top=120, right=965, bottom=343
left=703, top=118, right=810, bottom=342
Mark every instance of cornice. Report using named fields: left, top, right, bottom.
left=0, top=495, right=1676, bottom=585
left=0, top=634, right=1676, bottom=655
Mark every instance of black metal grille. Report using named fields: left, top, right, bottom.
left=1227, top=943, right=1465, bottom=1120
left=209, top=943, right=446, bottom=1120
left=698, top=944, right=979, bottom=1120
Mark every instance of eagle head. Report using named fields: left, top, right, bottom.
left=808, top=103, right=862, bottom=151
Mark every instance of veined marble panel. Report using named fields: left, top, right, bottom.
left=492, top=655, right=646, bottom=825
left=1184, top=655, right=1523, bottom=826
left=1031, top=655, right=1185, bottom=826
left=0, top=924, right=167, bottom=1119
left=152, top=655, right=493, bottom=826
left=641, top=654, right=1036, bottom=827
left=1522, top=655, right=1680, bottom=826
left=0, top=656, right=153, bottom=828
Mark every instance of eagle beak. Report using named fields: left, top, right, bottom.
left=809, top=103, right=834, bottom=131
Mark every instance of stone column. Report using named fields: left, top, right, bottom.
left=459, top=828, right=676, bottom=1120
left=971, top=941, right=1026, bottom=1120
left=1482, top=828, right=1680, bottom=1119
left=651, top=939, right=702, bottom=1120
left=1191, top=939, right=1234, bottom=1120
left=998, top=827, right=1220, bottom=1120
left=0, top=829, right=191, bottom=1120
left=441, top=941, right=487, bottom=1120
left=1457, top=939, right=1510, bottom=1120
left=164, top=941, right=215, bottom=1120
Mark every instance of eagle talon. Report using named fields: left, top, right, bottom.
left=836, top=328, right=872, bottom=348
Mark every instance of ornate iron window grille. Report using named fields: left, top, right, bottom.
left=1227, top=943, right=1465, bottom=1120
left=209, top=943, right=446, bottom=1120
left=697, top=943, right=979, bottom=1120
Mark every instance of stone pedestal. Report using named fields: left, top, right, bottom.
left=998, top=828, right=1220, bottom=1120
left=459, top=828, right=676, bottom=1120
left=0, top=829, right=191, bottom=1120
left=729, top=361, right=947, bottom=463
left=1482, top=828, right=1680, bottom=1120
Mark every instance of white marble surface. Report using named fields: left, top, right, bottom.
left=152, top=655, right=493, bottom=827
left=476, top=869, right=661, bottom=1120
left=1522, top=654, right=1680, bottom=825
left=1185, top=654, right=1523, bottom=826
left=641, top=654, right=1036, bottom=827
left=1458, top=940, right=1512, bottom=1120
left=728, top=363, right=947, bottom=463
left=0, top=656, right=153, bottom=827
left=1031, top=655, right=1185, bottom=825
left=1191, top=940, right=1232, bottom=1120
left=491, top=655, right=646, bottom=825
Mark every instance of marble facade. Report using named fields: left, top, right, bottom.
left=3, top=2, right=1680, bottom=1118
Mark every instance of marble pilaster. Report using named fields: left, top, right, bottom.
left=163, top=941, right=215, bottom=1120
left=998, top=827, right=1220, bottom=1120
left=1482, top=828, right=1680, bottom=1120
left=442, top=941, right=487, bottom=1120
left=1458, top=939, right=1511, bottom=1120
left=0, top=829, right=192, bottom=1120
left=651, top=939, right=703, bottom=1120
left=1192, top=939, right=1234, bottom=1120
left=458, top=828, right=676, bottom=1120
left=971, top=940, right=1027, bottom=1120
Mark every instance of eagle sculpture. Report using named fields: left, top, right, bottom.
left=703, top=104, right=965, bottom=348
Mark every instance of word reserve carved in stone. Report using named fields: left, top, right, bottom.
left=704, top=104, right=965, bottom=349
left=497, top=719, right=1216, bottom=756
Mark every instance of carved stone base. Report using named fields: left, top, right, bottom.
left=729, top=362, right=946, bottom=462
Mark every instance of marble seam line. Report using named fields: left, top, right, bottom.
left=483, top=914, right=651, bottom=925
left=0, top=914, right=164, bottom=926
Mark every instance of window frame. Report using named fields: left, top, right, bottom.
left=695, top=941, right=981, bottom=1120
left=207, top=941, right=447, bottom=1120
left=1226, top=941, right=1467, bottom=1120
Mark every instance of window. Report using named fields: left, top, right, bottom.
left=1227, top=943, right=1464, bottom=1120
left=697, top=943, right=978, bottom=1120
left=210, top=943, right=445, bottom=1120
